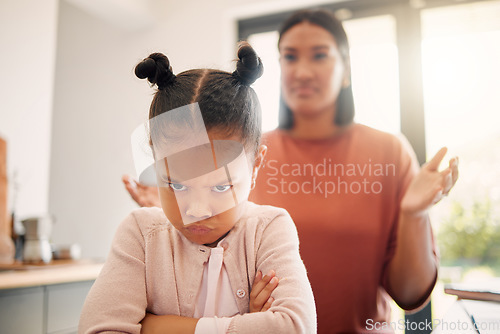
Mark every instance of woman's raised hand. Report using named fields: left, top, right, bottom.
left=400, top=147, right=459, bottom=216
left=249, top=270, right=279, bottom=312
left=122, top=175, right=161, bottom=208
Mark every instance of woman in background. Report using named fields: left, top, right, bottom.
left=123, top=9, right=458, bottom=333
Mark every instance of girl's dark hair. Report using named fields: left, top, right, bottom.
left=277, top=8, right=355, bottom=129
left=135, top=42, right=264, bottom=156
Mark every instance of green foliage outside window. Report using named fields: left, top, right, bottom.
left=437, top=198, right=500, bottom=271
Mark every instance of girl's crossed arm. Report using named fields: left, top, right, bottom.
left=79, top=209, right=315, bottom=334
left=140, top=210, right=316, bottom=334
left=140, top=271, right=279, bottom=334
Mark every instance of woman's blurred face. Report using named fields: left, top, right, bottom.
left=279, top=22, right=348, bottom=118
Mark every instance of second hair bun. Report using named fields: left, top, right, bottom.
left=233, top=42, right=264, bottom=86
left=135, top=53, right=176, bottom=90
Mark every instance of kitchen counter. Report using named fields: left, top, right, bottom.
left=0, top=259, right=103, bottom=290
left=0, top=259, right=104, bottom=334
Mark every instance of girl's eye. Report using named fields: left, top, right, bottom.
left=168, top=183, right=187, bottom=192
left=314, top=53, right=328, bottom=60
left=283, top=54, right=297, bottom=62
left=212, top=185, right=232, bottom=193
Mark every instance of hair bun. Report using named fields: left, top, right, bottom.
left=233, top=42, right=263, bottom=86
left=135, top=53, right=176, bottom=89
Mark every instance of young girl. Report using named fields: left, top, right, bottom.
left=78, top=43, right=316, bottom=334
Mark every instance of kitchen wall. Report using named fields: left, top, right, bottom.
left=0, top=0, right=58, bottom=218
left=2, top=0, right=343, bottom=259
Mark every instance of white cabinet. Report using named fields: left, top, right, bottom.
left=0, top=286, right=44, bottom=334
left=0, top=280, right=94, bottom=334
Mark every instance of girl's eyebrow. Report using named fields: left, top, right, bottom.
left=159, top=171, right=174, bottom=183
left=167, top=177, right=180, bottom=184
left=211, top=174, right=236, bottom=186
left=166, top=173, right=236, bottom=186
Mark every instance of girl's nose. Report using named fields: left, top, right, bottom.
left=185, top=194, right=212, bottom=220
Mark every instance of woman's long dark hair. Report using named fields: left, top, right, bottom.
left=278, top=8, right=355, bottom=129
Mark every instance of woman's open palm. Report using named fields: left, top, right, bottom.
left=122, top=174, right=161, bottom=207
left=400, top=147, right=459, bottom=215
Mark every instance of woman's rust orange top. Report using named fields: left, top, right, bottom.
left=249, top=123, right=438, bottom=333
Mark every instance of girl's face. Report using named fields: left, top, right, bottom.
left=279, top=22, right=348, bottom=119
left=156, top=132, right=266, bottom=247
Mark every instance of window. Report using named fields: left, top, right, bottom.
left=344, top=14, right=400, bottom=134
left=248, top=31, right=280, bottom=133
left=421, top=0, right=500, bottom=320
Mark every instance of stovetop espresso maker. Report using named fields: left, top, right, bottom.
left=22, top=216, right=53, bottom=263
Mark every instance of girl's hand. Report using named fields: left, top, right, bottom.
left=122, top=174, right=161, bottom=208
left=140, top=313, right=198, bottom=334
left=140, top=313, right=158, bottom=334
left=400, top=147, right=459, bottom=216
left=249, top=270, right=279, bottom=312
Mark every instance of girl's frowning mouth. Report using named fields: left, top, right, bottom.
left=185, top=224, right=213, bottom=235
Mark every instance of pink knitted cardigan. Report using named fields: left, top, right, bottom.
left=79, top=201, right=316, bottom=333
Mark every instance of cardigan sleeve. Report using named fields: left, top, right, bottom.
left=78, top=212, right=147, bottom=334
left=227, top=210, right=317, bottom=334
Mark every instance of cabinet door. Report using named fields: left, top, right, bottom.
left=0, top=286, right=44, bottom=334
left=46, top=281, right=94, bottom=334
